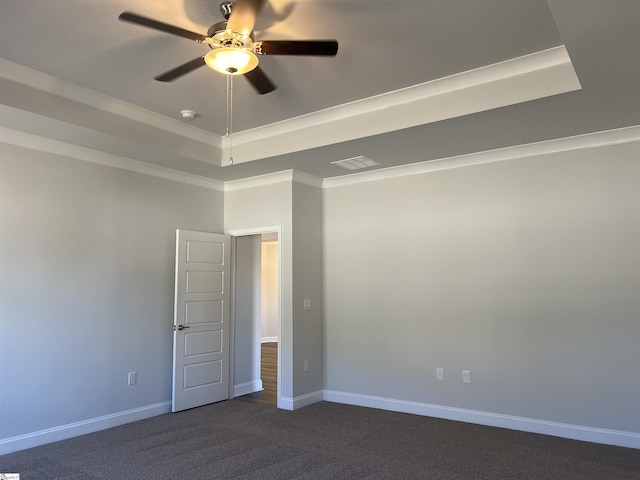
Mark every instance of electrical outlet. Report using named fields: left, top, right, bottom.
left=303, top=299, right=311, bottom=311
left=128, top=371, right=137, bottom=386
left=462, top=370, right=471, bottom=384
left=436, top=367, right=444, bottom=381
left=304, top=360, right=309, bottom=372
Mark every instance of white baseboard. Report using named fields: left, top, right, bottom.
left=0, top=401, right=172, bottom=455
left=323, top=391, right=640, bottom=449
left=261, top=336, right=278, bottom=343
left=233, top=380, right=263, bottom=397
left=279, top=397, right=293, bottom=410
left=280, top=390, right=324, bottom=411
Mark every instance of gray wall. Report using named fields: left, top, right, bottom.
left=323, top=141, right=640, bottom=433
left=225, top=180, right=294, bottom=401
left=3, top=130, right=637, bottom=451
left=292, top=182, right=324, bottom=397
left=261, top=237, right=279, bottom=340
left=233, top=235, right=262, bottom=393
left=225, top=177, right=325, bottom=404
left=0, top=143, right=223, bottom=441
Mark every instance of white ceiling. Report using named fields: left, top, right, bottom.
left=1, top=0, right=639, bottom=182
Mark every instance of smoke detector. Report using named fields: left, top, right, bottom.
left=180, top=109, right=197, bottom=121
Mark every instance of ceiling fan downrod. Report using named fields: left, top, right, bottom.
left=220, top=2, right=233, bottom=21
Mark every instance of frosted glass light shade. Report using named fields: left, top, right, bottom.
left=204, top=48, right=259, bottom=75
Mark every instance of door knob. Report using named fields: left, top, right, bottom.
left=174, top=324, right=190, bottom=331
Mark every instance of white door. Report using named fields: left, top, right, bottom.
left=173, top=229, right=231, bottom=412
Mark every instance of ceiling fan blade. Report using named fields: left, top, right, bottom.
left=244, top=66, right=276, bottom=94
left=154, top=57, right=206, bottom=82
left=227, top=0, right=265, bottom=36
left=119, top=12, right=208, bottom=43
left=255, top=40, right=339, bottom=56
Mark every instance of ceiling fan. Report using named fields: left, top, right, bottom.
left=119, top=0, right=339, bottom=94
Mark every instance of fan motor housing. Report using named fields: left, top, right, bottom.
left=207, top=21, right=229, bottom=37
left=207, top=21, right=255, bottom=50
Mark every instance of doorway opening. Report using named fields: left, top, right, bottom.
left=232, top=231, right=280, bottom=407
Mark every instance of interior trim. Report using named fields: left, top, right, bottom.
left=322, top=125, right=640, bottom=188
left=2, top=47, right=580, bottom=169
left=233, top=380, right=263, bottom=397
left=0, top=58, right=215, bottom=146
left=0, top=401, right=172, bottom=456
left=281, top=390, right=325, bottom=411
left=5, top=124, right=637, bottom=192
left=323, top=390, right=640, bottom=449
left=224, top=170, right=295, bottom=191
left=225, top=46, right=581, bottom=165
left=0, top=127, right=224, bottom=191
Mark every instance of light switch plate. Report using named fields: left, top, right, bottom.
left=303, top=299, right=311, bottom=311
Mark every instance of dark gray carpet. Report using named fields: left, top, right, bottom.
left=1, top=400, right=638, bottom=479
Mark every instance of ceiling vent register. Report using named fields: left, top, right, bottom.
left=332, top=156, right=380, bottom=171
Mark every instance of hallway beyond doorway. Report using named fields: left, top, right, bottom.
left=236, top=342, right=277, bottom=406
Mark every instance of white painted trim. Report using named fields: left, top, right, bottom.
left=224, top=169, right=323, bottom=191
left=323, top=391, right=640, bottom=449
left=261, top=336, right=278, bottom=343
left=279, top=397, right=294, bottom=410
left=0, top=48, right=580, bottom=170
left=0, top=127, right=224, bottom=191
left=224, top=170, right=294, bottom=191
left=292, top=170, right=323, bottom=188
left=224, top=46, right=580, bottom=165
left=293, top=390, right=324, bottom=410
left=322, top=125, right=640, bottom=188
left=233, top=380, right=263, bottom=397
left=0, top=401, right=172, bottom=455
left=0, top=59, right=217, bottom=146
left=240, top=46, right=574, bottom=143
left=226, top=226, right=282, bottom=237
left=280, top=390, right=324, bottom=411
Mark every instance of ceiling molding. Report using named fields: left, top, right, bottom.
left=0, top=127, right=224, bottom=191
left=2, top=46, right=580, bottom=171
left=223, top=46, right=581, bottom=165
left=292, top=171, right=324, bottom=189
left=0, top=58, right=219, bottom=148
left=322, top=126, right=640, bottom=188
left=223, top=169, right=324, bottom=192
left=5, top=120, right=636, bottom=194
left=224, top=170, right=295, bottom=192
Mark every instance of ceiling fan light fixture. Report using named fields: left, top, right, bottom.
left=204, top=47, right=258, bottom=75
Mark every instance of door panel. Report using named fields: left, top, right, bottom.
left=173, top=230, right=230, bottom=412
left=185, top=301, right=222, bottom=324
left=186, top=270, right=223, bottom=293
left=184, top=331, right=222, bottom=356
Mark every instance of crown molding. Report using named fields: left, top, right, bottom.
left=0, top=127, right=224, bottom=191
left=2, top=47, right=580, bottom=171
left=322, top=126, right=640, bottom=188
left=223, top=169, right=323, bottom=191
left=224, top=170, right=295, bottom=192
left=0, top=59, right=217, bottom=147
left=224, top=46, right=581, bottom=165
left=292, top=170, right=324, bottom=188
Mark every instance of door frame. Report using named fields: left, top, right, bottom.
left=227, top=226, right=282, bottom=408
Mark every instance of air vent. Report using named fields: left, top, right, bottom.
left=331, top=156, right=380, bottom=171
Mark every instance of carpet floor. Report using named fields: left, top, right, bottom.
left=1, top=400, right=638, bottom=479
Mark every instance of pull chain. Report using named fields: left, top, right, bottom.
left=226, top=75, right=234, bottom=165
